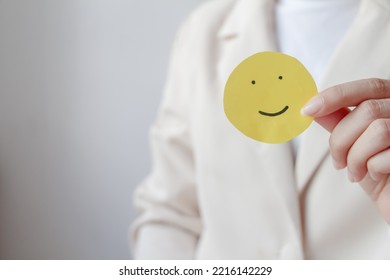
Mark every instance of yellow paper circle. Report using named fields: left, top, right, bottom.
left=224, top=52, right=317, bottom=144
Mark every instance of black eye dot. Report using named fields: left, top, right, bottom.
left=251, top=80, right=256, bottom=85
left=278, top=76, right=283, bottom=80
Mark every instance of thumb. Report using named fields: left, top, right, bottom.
left=314, top=107, right=350, bottom=133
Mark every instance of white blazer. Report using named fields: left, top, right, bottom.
left=131, top=0, right=390, bottom=259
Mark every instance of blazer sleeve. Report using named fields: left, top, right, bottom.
left=130, top=17, right=202, bottom=259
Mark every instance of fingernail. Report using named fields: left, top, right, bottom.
left=369, top=171, right=383, bottom=182
left=369, top=171, right=379, bottom=182
left=348, top=169, right=357, bottom=183
left=301, top=96, right=323, bottom=116
left=332, top=158, right=343, bottom=170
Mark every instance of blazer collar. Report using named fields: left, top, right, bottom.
left=218, top=0, right=276, bottom=39
left=295, top=0, right=390, bottom=190
left=217, top=0, right=277, bottom=84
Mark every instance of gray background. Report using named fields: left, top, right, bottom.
left=0, top=0, right=206, bottom=259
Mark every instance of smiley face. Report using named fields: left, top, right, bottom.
left=224, top=52, right=317, bottom=144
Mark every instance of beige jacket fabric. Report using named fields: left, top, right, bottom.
left=131, top=0, right=390, bottom=259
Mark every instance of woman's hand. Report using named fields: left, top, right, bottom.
left=302, top=78, right=390, bottom=224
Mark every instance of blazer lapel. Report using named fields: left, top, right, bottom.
left=295, top=0, right=390, bottom=191
left=217, top=0, right=277, bottom=84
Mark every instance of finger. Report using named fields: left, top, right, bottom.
left=301, top=78, right=390, bottom=117
left=347, top=119, right=390, bottom=182
left=367, top=149, right=390, bottom=182
left=315, top=108, right=350, bottom=133
left=360, top=171, right=390, bottom=224
left=328, top=99, right=390, bottom=168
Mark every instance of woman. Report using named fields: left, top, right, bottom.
left=131, top=0, right=390, bottom=259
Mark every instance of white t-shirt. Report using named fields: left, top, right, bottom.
left=275, top=0, right=361, bottom=157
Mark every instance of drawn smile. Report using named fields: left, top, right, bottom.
left=259, top=105, right=289, bottom=117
